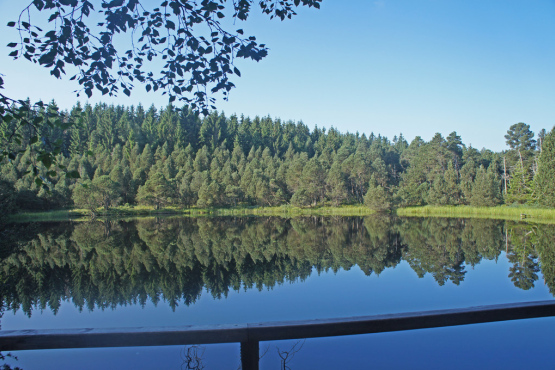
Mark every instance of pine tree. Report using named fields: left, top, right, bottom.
left=427, top=161, right=459, bottom=205
left=534, top=127, right=555, bottom=206
left=427, top=176, right=449, bottom=205
left=458, top=162, right=475, bottom=204
left=0, top=179, right=17, bottom=220
left=444, top=161, right=460, bottom=204
left=470, top=165, right=501, bottom=207
left=326, top=161, right=349, bottom=206
left=136, top=171, right=173, bottom=209
left=506, top=157, right=532, bottom=204
left=364, top=174, right=391, bottom=211
left=297, top=156, right=326, bottom=206
left=140, top=143, right=154, bottom=170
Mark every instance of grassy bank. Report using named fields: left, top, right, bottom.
left=7, top=206, right=188, bottom=222
left=7, top=205, right=376, bottom=222
left=12, top=204, right=555, bottom=223
left=7, top=209, right=87, bottom=222
left=396, top=205, right=555, bottom=223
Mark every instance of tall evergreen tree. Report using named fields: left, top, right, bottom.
left=506, top=158, right=532, bottom=205
left=470, top=165, right=501, bottom=207
left=364, top=174, right=392, bottom=211
left=534, top=127, right=555, bottom=206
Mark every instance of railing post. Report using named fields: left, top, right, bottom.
left=240, top=340, right=259, bottom=370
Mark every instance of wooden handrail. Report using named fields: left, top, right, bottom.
left=1, top=300, right=554, bottom=352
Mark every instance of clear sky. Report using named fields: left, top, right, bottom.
left=1, top=0, right=554, bottom=151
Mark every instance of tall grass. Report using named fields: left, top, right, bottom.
left=13, top=205, right=555, bottom=223
left=396, top=205, right=555, bottom=223
left=8, top=205, right=376, bottom=222
left=8, top=209, right=85, bottom=222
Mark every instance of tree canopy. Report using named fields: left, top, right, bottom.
left=1, top=0, right=321, bottom=184
left=6, top=0, right=322, bottom=112
left=5, top=101, right=548, bottom=215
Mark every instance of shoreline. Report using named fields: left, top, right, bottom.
left=7, top=205, right=555, bottom=224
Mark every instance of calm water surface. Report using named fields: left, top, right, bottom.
left=1, top=216, right=554, bottom=369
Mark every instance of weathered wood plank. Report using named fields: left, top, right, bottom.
left=0, top=324, right=248, bottom=351
left=240, top=340, right=259, bottom=370
left=1, top=300, right=554, bottom=351
left=247, top=300, right=555, bottom=341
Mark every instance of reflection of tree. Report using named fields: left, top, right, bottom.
left=181, top=346, right=206, bottom=370
left=506, top=223, right=540, bottom=290
left=277, top=339, right=306, bottom=370
left=398, top=218, right=468, bottom=285
left=3, top=217, right=555, bottom=317
left=535, top=225, right=555, bottom=295
left=460, top=219, right=504, bottom=266
left=397, top=218, right=505, bottom=286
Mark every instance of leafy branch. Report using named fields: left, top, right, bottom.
left=7, top=0, right=322, bottom=115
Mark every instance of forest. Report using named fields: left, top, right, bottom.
left=1, top=101, right=554, bottom=216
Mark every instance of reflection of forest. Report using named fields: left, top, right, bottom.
left=1, top=216, right=554, bottom=316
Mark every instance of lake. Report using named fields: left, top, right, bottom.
left=1, top=216, right=554, bottom=369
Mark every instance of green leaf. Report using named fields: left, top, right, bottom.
left=38, top=153, right=53, bottom=168
left=33, top=0, right=45, bottom=10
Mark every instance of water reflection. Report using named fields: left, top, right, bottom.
left=1, top=216, right=555, bottom=316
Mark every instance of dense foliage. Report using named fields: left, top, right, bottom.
left=0, top=102, right=549, bottom=215
left=7, top=0, right=321, bottom=113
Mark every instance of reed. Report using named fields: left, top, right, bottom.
left=8, top=205, right=376, bottom=222
left=396, top=205, right=555, bottom=223
left=13, top=205, right=555, bottom=223
left=8, top=209, right=85, bottom=222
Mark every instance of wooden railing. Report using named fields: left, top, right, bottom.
left=1, top=300, right=555, bottom=370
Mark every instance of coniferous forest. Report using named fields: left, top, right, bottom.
left=1, top=101, right=554, bottom=216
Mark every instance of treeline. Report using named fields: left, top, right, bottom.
left=1, top=216, right=552, bottom=316
left=1, top=101, right=553, bottom=214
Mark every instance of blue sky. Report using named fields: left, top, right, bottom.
left=1, top=0, right=554, bottom=151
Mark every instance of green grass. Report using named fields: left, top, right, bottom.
left=396, top=205, right=555, bottom=223
left=7, top=209, right=86, bottom=222
left=6, top=206, right=186, bottom=222
left=8, top=204, right=376, bottom=222
left=19, top=204, right=555, bottom=223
